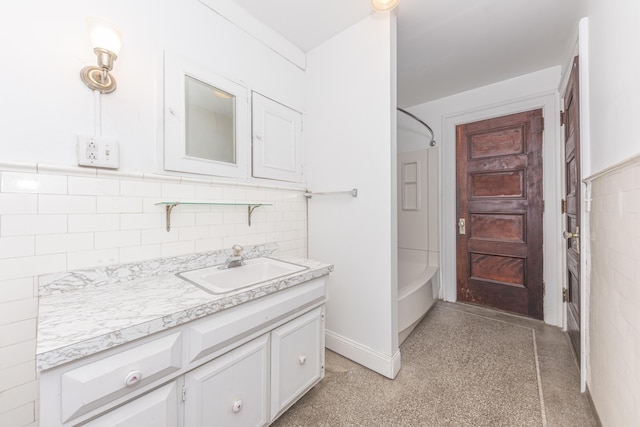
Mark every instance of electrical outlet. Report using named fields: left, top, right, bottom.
left=77, top=135, right=120, bottom=169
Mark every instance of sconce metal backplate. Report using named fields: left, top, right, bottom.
left=80, top=66, right=117, bottom=94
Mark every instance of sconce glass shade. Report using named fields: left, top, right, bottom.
left=371, top=0, right=400, bottom=11
left=81, top=17, right=122, bottom=94
left=87, top=17, right=122, bottom=56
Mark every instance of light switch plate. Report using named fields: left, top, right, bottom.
left=77, top=135, right=119, bottom=169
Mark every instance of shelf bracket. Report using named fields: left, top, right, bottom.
left=165, top=203, right=179, bottom=232
left=158, top=202, right=266, bottom=231
left=248, top=205, right=260, bottom=227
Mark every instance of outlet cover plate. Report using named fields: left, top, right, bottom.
left=77, top=135, right=120, bottom=169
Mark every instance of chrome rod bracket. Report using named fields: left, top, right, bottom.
left=304, top=188, right=358, bottom=199
left=397, top=107, right=436, bottom=146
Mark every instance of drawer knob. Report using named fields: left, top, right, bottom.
left=123, top=370, right=142, bottom=386
left=298, top=354, right=307, bottom=365
left=232, top=400, right=243, bottom=413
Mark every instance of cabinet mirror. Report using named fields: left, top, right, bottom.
left=185, top=76, right=235, bottom=164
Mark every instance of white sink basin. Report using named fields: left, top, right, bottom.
left=177, top=257, right=308, bottom=294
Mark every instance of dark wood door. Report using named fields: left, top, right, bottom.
left=564, top=56, right=581, bottom=358
left=456, top=110, right=544, bottom=319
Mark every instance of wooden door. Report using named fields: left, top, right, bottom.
left=563, top=56, right=581, bottom=358
left=456, top=110, right=544, bottom=319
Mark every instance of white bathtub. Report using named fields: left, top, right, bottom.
left=398, top=252, right=439, bottom=345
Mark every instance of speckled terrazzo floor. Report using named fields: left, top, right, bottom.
left=271, top=301, right=598, bottom=427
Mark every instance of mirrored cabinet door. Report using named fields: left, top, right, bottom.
left=164, top=52, right=248, bottom=179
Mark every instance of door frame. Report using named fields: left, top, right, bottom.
left=557, top=18, right=591, bottom=392
left=441, top=92, right=564, bottom=327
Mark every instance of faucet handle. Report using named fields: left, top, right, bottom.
left=232, top=244, right=243, bottom=257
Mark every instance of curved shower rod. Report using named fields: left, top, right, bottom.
left=397, top=107, right=436, bottom=147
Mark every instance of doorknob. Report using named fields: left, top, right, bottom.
left=458, top=218, right=466, bottom=235
left=563, top=226, right=580, bottom=239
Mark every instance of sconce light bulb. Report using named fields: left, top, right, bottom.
left=371, top=0, right=400, bottom=12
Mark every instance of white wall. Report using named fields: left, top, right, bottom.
left=587, top=0, right=640, bottom=172
left=586, top=160, right=640, bottom=426
left=406, top=67, right=564, bottom=327
left=0, top=1, right=309, bottom=425
left=584, top=0, right=640, bottom=424
left=0, top=0, right=305, bottom=175
left=305, top=13, right=400, bottom=378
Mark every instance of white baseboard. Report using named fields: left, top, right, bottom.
left=325, top=330, right=401, bottom=379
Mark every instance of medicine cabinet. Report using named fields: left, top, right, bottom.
left=162, top=52, right=304, bottom=184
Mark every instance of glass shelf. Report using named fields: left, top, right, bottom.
left=155, top=201, right=272, bottom=231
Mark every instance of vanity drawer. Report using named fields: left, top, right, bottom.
left=60, top=332, right=182, bottom=423
left=188, top=277, right=326, bottom=362
left=82, top=381, right=179, bottom=427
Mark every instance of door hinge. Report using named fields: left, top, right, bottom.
left=542, top=200, right=545, bottom=213
left=561, top=199, right=567, bottom=214
left=560, top=110, right=566, bottom=126
left=181, top=384, right=187, bottom=402
left=562, top=288, right=568, bottom=303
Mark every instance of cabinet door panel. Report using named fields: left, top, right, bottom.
left=252, top=92, right=303, bottom=183
left=185, top=334, right=269, bottom=427
left=83, top=382, right=178, bottom=427
left=270, top=307, right=324, bottom=419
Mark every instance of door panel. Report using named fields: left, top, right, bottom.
left=564, top=56, right=581, bottom=359
left=456, top=110, right=544, bottom=319
left=470, top=213, right=525, bottom=243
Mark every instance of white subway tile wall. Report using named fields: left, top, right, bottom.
left=0, top=165, right=308, bottom=425
left=589, top=160, right=640, bottom=426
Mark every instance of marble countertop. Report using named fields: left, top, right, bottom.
left=36, top=244, right=332, bottom=371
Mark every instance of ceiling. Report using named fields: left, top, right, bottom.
left=233, top=0, right=587, bottom=107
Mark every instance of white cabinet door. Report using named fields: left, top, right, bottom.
left=184, top=334, right=269, bottom=427
left=270, top=307, right=324, bottom=419
left=83, top=382, right=179, bottom=427
left=252, top=92, right=303, bottom=183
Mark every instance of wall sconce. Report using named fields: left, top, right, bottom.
left=371, top=0, right=400, bottom=11
left=80, top=17, right=122, bottom=94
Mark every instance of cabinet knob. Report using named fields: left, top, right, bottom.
left=232, top=400, right=243, bottom=413
left=298, top=354, right=307, bottom=365
left=123, top=370, right=142, bottom=386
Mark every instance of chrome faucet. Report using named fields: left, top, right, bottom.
left=221, top=244, right=245, bottom=269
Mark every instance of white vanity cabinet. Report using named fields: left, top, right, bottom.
left=184, top=307, right=324, bottom=426
left=39, top=276, right=328, bottom=427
